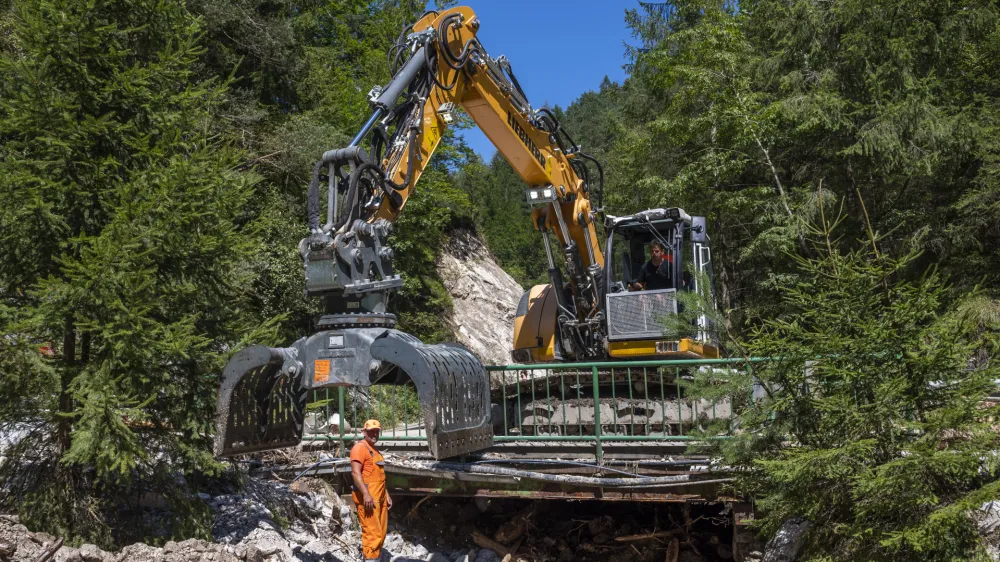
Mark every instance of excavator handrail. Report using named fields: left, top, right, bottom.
left=301, top=357, right=760, bottom=463
left=485, top=357, right=766, bottom=371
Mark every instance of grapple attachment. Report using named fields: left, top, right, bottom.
left=213, top=328, right=493, bottom=459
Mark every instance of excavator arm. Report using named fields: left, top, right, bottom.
left=214, top=6, right=607, bottom=460
left=308, top=7, right=609, bottom=361
left=370, top=7, right=604, bottom=257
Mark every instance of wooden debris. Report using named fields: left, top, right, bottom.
left=665, top=538, right=679, bottom=562
left=32, top=538, right=62, bottom=562
left=406, top=495, right=432, bottom=521
left=615, top=529, right=681, bottom=542
left=494, top=504, right=534, bottom=544
left=472, top=530, right=511, bottom=557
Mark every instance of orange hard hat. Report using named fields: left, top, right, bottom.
left=363, top=419, right=381, bottom=430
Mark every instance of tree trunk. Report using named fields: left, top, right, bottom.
left=717, top=226, right=734, bottom=332
left=81, top=331, right=90, bottom=364
left=58, top=315, right=75, bottom=454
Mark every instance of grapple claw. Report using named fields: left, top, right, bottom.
left=213, top=344, right=307, bottom=457
left=370, top=332, right=493, bottom=459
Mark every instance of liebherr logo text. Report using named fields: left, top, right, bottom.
left=507, top=110, right=546, bottom=168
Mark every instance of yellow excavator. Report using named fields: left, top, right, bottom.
left=214, top=6, right=718, bottom=461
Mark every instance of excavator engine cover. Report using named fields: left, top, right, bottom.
left=214, top=328, right=493, bottom=459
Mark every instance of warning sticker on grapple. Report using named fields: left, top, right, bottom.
left=314, top=360, right=331, bottom=384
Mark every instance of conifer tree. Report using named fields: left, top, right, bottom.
left=0, top=0, right=260, bottom=545
left=719, top=216, right=1000, bottom=560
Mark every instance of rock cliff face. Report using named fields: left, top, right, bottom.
left=436, top=229, right=524, bottom=366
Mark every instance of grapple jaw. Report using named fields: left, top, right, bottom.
left=214, top=329, right=493, bottom=459
left=369, top=332, right=493, bottom=459
left=213, top=344, right=308, bottom=457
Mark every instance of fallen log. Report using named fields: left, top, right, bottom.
left=32, top=538, right=63, bottom=562
left=472, top=530, right=510, bottom=557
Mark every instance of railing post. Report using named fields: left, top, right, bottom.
left=592, top=365, right=602, bottom=464
left=338, top=386, right=346, bottom=453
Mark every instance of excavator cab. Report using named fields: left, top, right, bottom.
left=603, top=208, right=719, bottom=360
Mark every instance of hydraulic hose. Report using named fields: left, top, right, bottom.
left=384, top=129, right=419, bottom=193
left=532, top=107, right=605, bottom=208
left=578, top=152, right=605, bottom=208
left=424, top=45, right=461, bottom=91
left=341, top=160, right=384, bottom=229
left=471, top=458, right=649, bottom=478
left=438, top=14, right=476, bottom=70
left=307, top=161, right=323, bottom=232
left=414, top=461, right=709, bottom=488
left=499, top=57, right=532, bottom=113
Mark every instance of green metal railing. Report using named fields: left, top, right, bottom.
left=301, top=357, right=763, bottom=461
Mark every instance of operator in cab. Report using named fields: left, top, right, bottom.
left=351, top=419, right=393, bottom=562
left=629, top=241, right=672, bottom=291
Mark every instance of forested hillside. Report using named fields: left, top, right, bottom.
left=2, top=0, right=1000, bottom=558
left=0, top=0, right=475, bottom=545
left=473, top=0, right=1000, bottom=331
left=464, top=2, right=1000, bottom=558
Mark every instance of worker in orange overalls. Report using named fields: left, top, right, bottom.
left=350, top=419, right=392, bottom=561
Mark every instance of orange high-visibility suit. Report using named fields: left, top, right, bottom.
left=350, top=441, right=388, bottom=560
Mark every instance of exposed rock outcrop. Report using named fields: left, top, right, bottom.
left=761, top=518, right=811, bottom=562
left=436, top=230, right=523, bottom=366
left=977, top=500, right=1000, bottom=561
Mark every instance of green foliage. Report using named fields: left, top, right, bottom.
left=0, top=0, right=266, bottom=546
left=608, top=0, right=1000, bottom=330
left=712, top=219, right=1000, bottom=560
left=662, top=269, right=725, bottom=341
left=0, top=0, right=481, bottom=543
left=458, top=154, right=547, bottom=288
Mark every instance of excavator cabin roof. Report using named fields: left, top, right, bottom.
left=605, top=207, right=693, bottom=232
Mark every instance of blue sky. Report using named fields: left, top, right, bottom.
left=428, top=1, right=640, bottom=160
